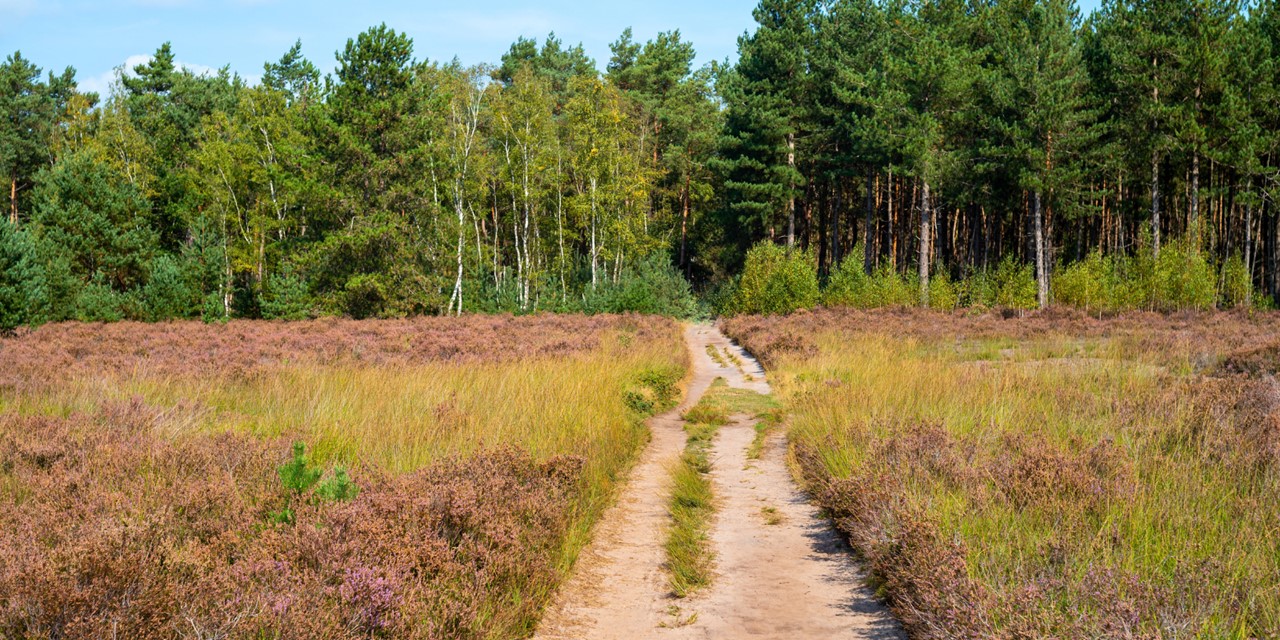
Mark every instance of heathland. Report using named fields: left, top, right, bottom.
left=0, top=314, right=684, bottom=639
left=724, top=308, right=1280, bottom=638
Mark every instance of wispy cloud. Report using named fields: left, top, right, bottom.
left=78, top=53, right=231, bottom=97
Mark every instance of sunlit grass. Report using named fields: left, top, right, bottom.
left=764, top=329, right=1280, bottom=637
left=1, top=318, right=688, bottom=638
left=665, top=378, right=778, bottom=597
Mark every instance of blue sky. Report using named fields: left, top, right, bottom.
left=2, top=0, right=1103, bottom=97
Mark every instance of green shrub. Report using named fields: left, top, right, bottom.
left=928, top=268, right=960, bottom=311
left=1151, top=237, right=1216, bottom=312
left=1218, top=253, right=1252, bottom=310
left=865, top=264, right=915, bottom=307
left=73, top=278, right=131, bottom=322
left=624, top=364, right=684, bottom=415
left=700, top=277, right=739, bottom=317
left=272, top=442, right=360, bottom=524
left=141, top=255, right=195, bottom=321
left=1055, top=251, right=1126, bottom=313
left=314, top=466, right=359, bottom=502
left=584, top=253, right=699, bottom=318
left=731, top=242, right=818, bottom=315
left=967, top=256, right=1037, bottom=309
left=0, top=221, right=37, bottom=333
left=262, top=265, right=312, bottom=320
left=824, top=253, right=953, bottom=310
left=823, top=254, right=869, bottom=307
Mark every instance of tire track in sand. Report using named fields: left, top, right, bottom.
left=533, top=324, right=902, bottom=640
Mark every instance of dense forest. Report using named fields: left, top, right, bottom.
left=2, top=0, right=1278, bottom=326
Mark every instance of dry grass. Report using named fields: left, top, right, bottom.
left=724, top=307, right=1280, bottom=639
left=0, top=314, right=686, bottom=639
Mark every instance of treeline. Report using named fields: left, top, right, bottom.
left=0, top=26, right=714, bottom=328
left=717, top=0, right=1280, bottom=311
left=4, top=0, right=1279, bottom=328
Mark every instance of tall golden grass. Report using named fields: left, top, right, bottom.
left=0, top=314, right=687, bottom=639
left=725, top=308, right=1280, bottom=638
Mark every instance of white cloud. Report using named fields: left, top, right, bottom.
left=78, top=53, right=230, bottom=98
left=77, top=68, right=119, bottom=98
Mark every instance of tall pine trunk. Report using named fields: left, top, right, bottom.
left=1151, top=150, right=1161, bottom=259
left=919, top=180, right=932, bottom=306
left=786, top=133, right=796, bottom=248
left=864, top=170, right=875, bottom=273
left=1191, top=149, right=1200, bottom=248
left=1034, top=190, right=1048, bottom=309
left=8, top=178, right=16, bottom=225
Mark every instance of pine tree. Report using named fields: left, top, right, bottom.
left=884, top=0, right=979, bottom=303
left=263, top=40, right=321, bottom=105
left=990, top=0, right=1096, bottom=307
left=0, top=52, right=76, bottom=225
left=717, top=0, right=816, bottom=250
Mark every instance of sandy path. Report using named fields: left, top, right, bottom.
left=533, top=324, right=902, bottom=640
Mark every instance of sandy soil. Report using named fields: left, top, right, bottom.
left=533, top=324, right=902, bottom=640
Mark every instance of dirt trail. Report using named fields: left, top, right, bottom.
left=533, top=324, right=902, bottom=640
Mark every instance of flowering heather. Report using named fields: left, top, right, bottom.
left=0, top=314, right=687, bottom=639
left=725, top=308, right=1280, bottom=638
left=0, top=406, right=585, bottom=639
left=723, top=306, right=1280, bottom=370
left=0, top=313, right=673, bottom=393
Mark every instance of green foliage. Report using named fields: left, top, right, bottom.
left=314, top=466, right=359, bottom=502
left=583, top=254, right=700, bottom=318
left=141, top=255, right=194, bottom=321
left=0, top=221, right=36, bottom=332
left=824, top=249, right=961, bottom=310
left=278, top=441, right=323, bottom=494
left=714, top=0, right=813, bottom=242
left=965, top=256, right=1038, bottom=310
left=1150, top=238, right=1217, bottom=312
left=73, top=279, right=130, bottom=322
left=823, top=257, right=915, bottom=308
left=822, top=255, right=869, bottom=307
left=1219, top=254, right=1252, bottom=310
left=624, top=364, right=683, bottom=415
left=732, top=241, right=819, bottom=315
left=30, top=152, right=157, bottom=294
left=8, top=14, right=1280, bottom=325
left=272, top=442, right=359, bottom=525
left=1053, top=241, right=1238, bottom=313
left=300, top=215, right=440, bottom=319
left=1, top=52, right=78, bottom=224
left=1055, top=251, right=1129, bottom=313
left=928, top=268, right=960, bottom=311
left=261, top=265, right=311, bottom=320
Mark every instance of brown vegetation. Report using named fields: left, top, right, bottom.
left=0, top=314, right=685, bottom=639
left=724, top=307, right=1280, bottom=638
